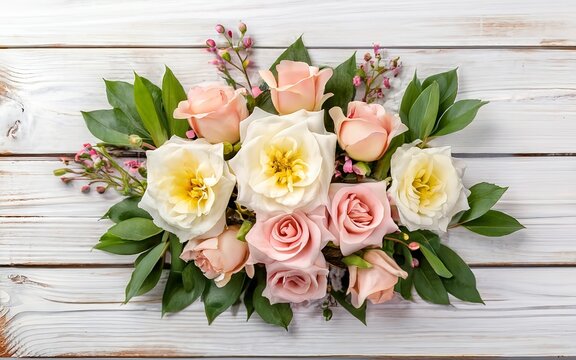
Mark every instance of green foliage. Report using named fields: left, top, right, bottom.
left=322, top=53, right=357, bottom=132
left=125, top=241, right=169, bottom=302
left=437, top=245, right=483, bottom=303
left=342, top=254, right=372, bottom=269
left=372, top=133, right=404, bottom=180
left=254, top=90, right=277, bottom=114
left=458, top=182, right=508, bottom=223
left=331, top=290, right=367, bottom=325
left=133, top=72, right=168, bottom=146
left=413, top=258, right=450, bottom=305
left=399, top=71, right=422, bottom=125
left=268, top=36, right=311, bottom=76
left=463, top=210, right=525, bottom=236
left=162, top=66, right=189, bottom=137
left=202, top=272, right=246, bottom=324
left=395, top=245, right=414, bottom=300
left=433, top=100, right=488, bottom=137
left=135, top=249, right=164, bottom=296
left=105, top=80, right=143, bottom=127
left=422, top=69, right=458, bottom=114
left=102, top=197, right=151, bottom=223
left=252, top=271, right=293, bottom=329
left=81, top=109, right=135, bottom=146
left=94, top=233, right=161, bottom=255
left=408, top=81, right=439, bottom=141
left=107, top=217, right=162, bottom=240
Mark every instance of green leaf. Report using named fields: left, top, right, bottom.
left=102, top=197, right=152, bottom=223
left=94, top=234, right=161, bottom=255
left=269, top=36, right=311, bottom=76
left=182, top=262, right=205, bottom=293
left=81, top=109, right=133, bottom=146
left=413, top=258, right=450, bottom=305
left=252, top=277, right=293, bottom=329
left=342, top=254, right=372, bottom=269
left=437, top=245, right=484, bottom=304
left=162, top=269, right=206, bottom=315
left=169, top=233, right=186, bottom=273
left=419, top=245, right=453, bottom=279
left=458, top=183, right=508, bottom=224
left=105, top=80, right=141, bottom=125
left=408, top=81, right=439, bottom=141
left=433, top=99, right=488, bottom=137
left=331, top=290, right=366, bottom=325
left=107, top=217, right=162, bottom=241
left=322, top=53, right=357, bottom=132
left=125, top=241, right=168, bottom=302
left=399, top=71, right=422, bottom=125
left=422, top=68, right=458, bottom=114
left=396, top=245, right=414, bottom=300
left=236, top=220, right=253, bottom=242
left=372, top=133, right=404, bottom=180
left=463, top=210, right=525, bottom=237
left=405, top=229, right=441, bottom=251
left=202, top=272, right=246, bottom=324
left=244, top=277, right=258, bottom=320
left=133, top=72, right=168, bottom=146
left=162, top=66, right=189, bottom=137
left=135, top=249, right=164, bottom=296
left=254, top=90, right=277, bottom=114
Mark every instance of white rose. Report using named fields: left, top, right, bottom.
left=388, top=144, right=469, bottom=232
left=229, top=108, right=337, bottom=214
left=139, top=136, right=236, bottom=242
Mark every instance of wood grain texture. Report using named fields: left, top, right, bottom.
left=1, top=267, right=575, bottom=357
left=1, top=157, right=575, bottom=266
left=0, top=0, right=575, bottom=47
left=1, top=48, right=576, bottom=154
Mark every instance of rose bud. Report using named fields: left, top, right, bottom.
left=215, top=24, right=225, bottom=34
left=347, top=249, right=408, bottom=308
left=205, top=39, right=216, bottom=48
left=238, top=22, right=247, bottom=33
left=173, top=83, right=249, bottom=144
left=180, top=226, right=253, bottom=288
left=259, top=60, right=333, bottom=115
left=329, top=101, right=408, bottom=162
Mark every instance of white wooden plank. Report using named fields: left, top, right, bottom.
left=1, top=49, right=575, bottom=155
left=1, top=157, right=575, bottom=265
left=1, top=267, right=575, bottom=357
left=0, top=0, right=575, bottom=47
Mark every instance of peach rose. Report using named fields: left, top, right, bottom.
left=173, top=83, right=248, bottom=144
left=263, top=255, right=329, bottom=304
left=246, top=207, right=333, bottom=268
left=348, top=249, right=408, bottom=308
left=328, top=182, right=398, bottom=256
left=259, top=60, right=333, bottom=115
left=180, top=226, right=253, bottom=287
left=329, top=101, right=408, bottom=162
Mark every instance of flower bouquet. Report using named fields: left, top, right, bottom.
left=54, top=23, right=523, bottom=328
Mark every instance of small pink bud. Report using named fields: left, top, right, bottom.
left=383, top=76, right=391, bottom=89
left=81, top=185, right=90, bottom=193
left=185, top=129, right=196, bottom=139
left=60, top=177, right=72, bottom=184
left=238, top=22, right=247, bottom=33
left=242, top=36, right=253, bottom=48
left=363, top=52, right=372, bottom=62
left=334, top=169, right=342, bottom=178
left=251, top=86, right=263, bottom=98
left=411, top=258, right=420, bottom=268
left=343, top=156, right=353, bottom=174
left=352, top=75, right=362, bottom=87
left=373, top=43, right=381, bottom=55
left=408, top=242, right=420, bottom=251
left=82, top=143, right=92, bottom=149
left=215, top=24, right=225, bottom=34
left=227, top=30, right=233, bottom=38
left=206, top=39, right=216, bottom=48
left=96, top=186, right=106, bottom=194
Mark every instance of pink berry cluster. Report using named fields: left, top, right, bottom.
left=353, top=44, right=401, bottom=103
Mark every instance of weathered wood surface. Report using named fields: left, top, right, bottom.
left=1, top=0, right=575, bottom=357
left=0, top=0, right=575, bottom=47
left=1, top=49, right=576, bottom=154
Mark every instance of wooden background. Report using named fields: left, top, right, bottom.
left=1, top=0, right=576, bottom=357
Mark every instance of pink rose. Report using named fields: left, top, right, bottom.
left=246, top=207, right=333, bottom=268
left=329, top=101, right=408, bottom=162
left=328, top=182, right=398, bottom=256
left=180, top=226, right=253, bottom=287
left=173, top=83, right=249, bottom=144
left=348, top=249, right=408, bottom=308
left=259, top=60, right=333, bottom=115
left=263, top=255, right=329, bottom=304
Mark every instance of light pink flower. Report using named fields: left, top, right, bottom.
left=329, top=101, right=408, bottom=162
left=180, top=226, right=253, bottom=287
left=246, top=207, right=333, bottom=268
left=259, top=60, right=333, bottom=115
left=348, top=249, right=408, bottom=308
left=173, top=83, right=249, bottom=144
left=328, top=181, right=398, bottom=256
left=263, top=255, right=329, bottom=304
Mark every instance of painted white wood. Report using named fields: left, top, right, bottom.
left=1, top=267, right=576, bottom=357
left=0, top=0, right=575, bottom=47
left=1, top=157, right=575, bottom=266
left=1, top=49, right=576, bottom=154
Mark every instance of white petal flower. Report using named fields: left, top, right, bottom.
left=388, top=143, right=469, bottom=232
left=139, top=136, right=236, bottom=242
left=229, top=108, right=337, bottom=215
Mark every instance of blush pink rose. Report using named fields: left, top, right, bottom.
left=246, top=207, right=333, bottom=268
left=328, top=181, right=398, bottom=256
left=329, top=101, right=408, bottom=162
left=259, top=60, right=333, bottom=115
left=173, top=83, right=249, bottom=144
left=180, top=226, right=254, bottom=287
left=263, top=255, right=329, bottom=304
left=348, top=249, right=408, bottom=308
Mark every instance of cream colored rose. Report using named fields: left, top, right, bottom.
left=139, top=136, right=236, bottom=242
left=228, top=108, right=337, bottom=214
left=388, top=144, right=469, bottom=232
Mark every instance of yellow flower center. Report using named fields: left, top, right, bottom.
left=411, top=162, right=445, bottom=211
left=263, top=137, right=308, bottom=192
left=169, top=164, right=215, bottom=216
